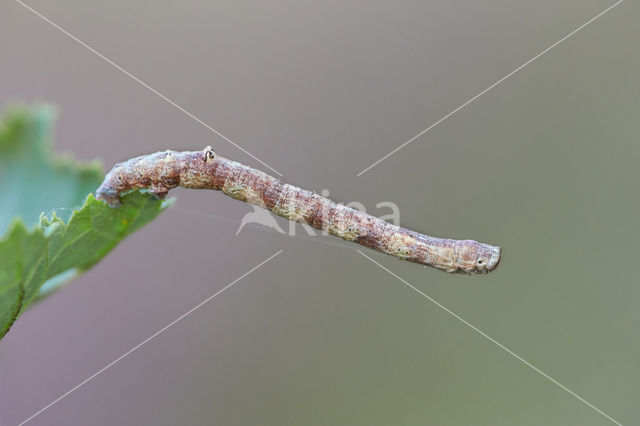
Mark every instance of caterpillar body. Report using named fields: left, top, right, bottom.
left=96, top=147, right=501, bottom=274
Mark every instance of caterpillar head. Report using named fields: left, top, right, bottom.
left=95, top=163, right=128, bottom=207
left=451, top=241, right=501, bottom=274
left=472, top=243, right=501, bottom=274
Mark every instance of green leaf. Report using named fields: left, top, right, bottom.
left=0, top=105, right=170, bottom=338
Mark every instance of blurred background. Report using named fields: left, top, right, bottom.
left=1, top=1, right=638, bottom=425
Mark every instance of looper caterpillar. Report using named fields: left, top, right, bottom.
left=96, top=147, right=501, bottom=274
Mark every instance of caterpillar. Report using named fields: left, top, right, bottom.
left=96, top=146, right=501, bottom=274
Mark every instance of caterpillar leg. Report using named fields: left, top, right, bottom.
left=202, top=146, right=216, bottom=162
left=149, top=185, right=169, bottom=200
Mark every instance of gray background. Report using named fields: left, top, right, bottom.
left=1, top=1, right=638, bottom=425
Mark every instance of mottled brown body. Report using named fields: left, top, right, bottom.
left=96, top=147, right=501, bottom=274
